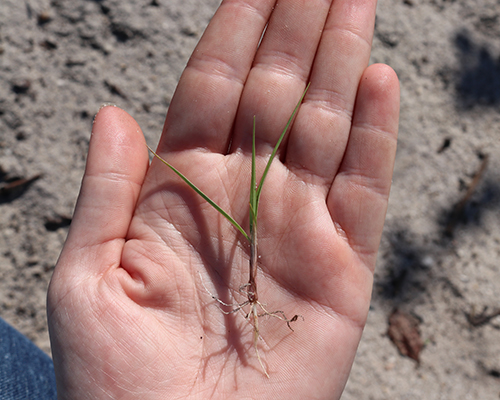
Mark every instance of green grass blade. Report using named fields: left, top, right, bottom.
left=147, top=145, right=250, bottom=243
left=254, top=83, right=310, bottom=213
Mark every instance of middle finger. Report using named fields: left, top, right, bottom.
left=230, top=0, right=333, bottom=154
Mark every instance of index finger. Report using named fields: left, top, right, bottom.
left=158, top=0, right=276, bottom=154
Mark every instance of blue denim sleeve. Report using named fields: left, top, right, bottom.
left=0, top=317, right=57, bottom=400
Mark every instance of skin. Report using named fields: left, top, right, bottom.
left=47, top=0, right=400, bottom=399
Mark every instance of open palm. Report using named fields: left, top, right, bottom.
left=48, top=0, right=399, bottom=399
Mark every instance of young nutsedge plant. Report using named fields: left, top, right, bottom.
left=147, top=84, right=310, bottom=377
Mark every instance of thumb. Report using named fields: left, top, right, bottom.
left=54, top=106, right=149, bottom=279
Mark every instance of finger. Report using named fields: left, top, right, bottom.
left=231, top=0, right=332, bottom=152
left=285, top=0, right=378, bottom=183
left=327, top=64, right=400, bottom=269
left=56, top=106, right=149, bottom=277
left=159, top=0, right=276, bottom=154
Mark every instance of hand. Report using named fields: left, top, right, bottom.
left=47, top=0, right=399, bottom=398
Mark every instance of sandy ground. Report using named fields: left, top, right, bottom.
left=1, top=0, right=499, bottom=398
